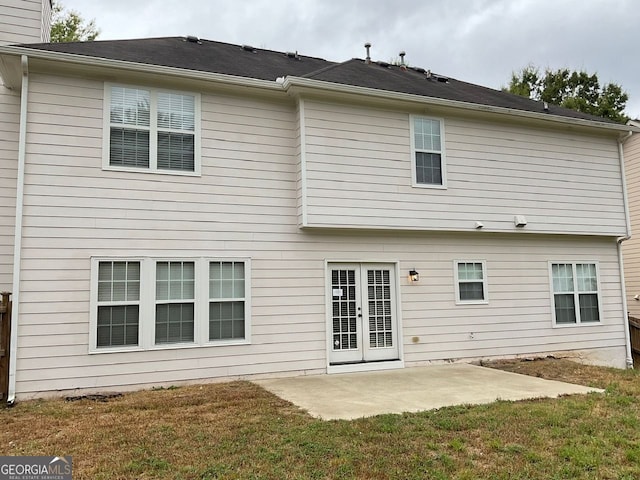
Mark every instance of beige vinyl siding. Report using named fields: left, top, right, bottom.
left=0, top=0, right=44, bottom=45
left=12, top=73, right=628, bottom=396
left=0, top=85, right=19, bottom=291
left=623, top=131, right=640, bottom=317
left=301, top=100, right=626, bottom=236
left=40, top=0, right=51, bottom=43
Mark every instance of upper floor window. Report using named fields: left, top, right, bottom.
left=550, top=262, right=600, bottom=325
left=411, top=116, right=446, bottom=188
left=104, top=84, right=200, bottom=175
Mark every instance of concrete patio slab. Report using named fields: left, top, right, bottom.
left=254, top=363, right=603, bottom=420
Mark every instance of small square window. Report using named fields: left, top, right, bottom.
left=455, top=260, right=488, bottom=304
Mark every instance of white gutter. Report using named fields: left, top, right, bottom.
left=617, top=130, right=634, bottom=369
left=7, top=55, right=28, bottom=404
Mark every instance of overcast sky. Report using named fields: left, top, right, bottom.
left=61, top=0, right=640, bottom=119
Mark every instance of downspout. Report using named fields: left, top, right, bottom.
left=7, top=55, right=29, bottom=404
left=617, top=130, right=633, bottom=369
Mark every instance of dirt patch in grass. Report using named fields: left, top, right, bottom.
left=1, top=359, right=640, bottom=479
left=483, top=356, right=637, bottom=392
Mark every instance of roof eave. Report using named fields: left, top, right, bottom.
left=1, top=45, right=637, bottom=134
left=0, top=45, right=284, bottom=92
left=282, top=76, right=636, bottom=133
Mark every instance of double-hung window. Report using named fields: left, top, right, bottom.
left=90, top=258, right=250, bottom=352
left=454, top=260, right=488, bottom=304
left=105, top=84, right=200, bottom=174
left=155, top=261, right=195, bottom=344
left=411, top=116, right=446, bottom=187
left=96, top=261, right=141, bottom=348
left=209, top=261, right=246, bottom=340
left=550, top=262, right=600, bottom=325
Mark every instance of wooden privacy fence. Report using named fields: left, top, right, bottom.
left=0, top=292, right=11, bottom=403
left=630, top=315, right=640, bottom=368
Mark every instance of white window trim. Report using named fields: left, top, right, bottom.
left=89, top=257, right=251, bottom=353
left=89, top=257, right=145, bottom=353
left=151, top=258, right=199, bottom=348
left=454, top=260, right=488, bottom=305
left=548, top=261, right=602, bottom=327
left=102, top=83, right=202, bottom=176
left=410, top=114, right=447, bottom=189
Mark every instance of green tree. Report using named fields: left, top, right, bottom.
left=505, top=65, right=629, bottom=123
left=50, top=1, right=100, bottom=43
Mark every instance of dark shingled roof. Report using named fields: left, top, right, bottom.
left=18, top=36, right=615, bottom=123
left=303, top=59, right=617, bottom=122
left=20, top=37, right=335, bottom=80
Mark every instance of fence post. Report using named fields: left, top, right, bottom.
left=0, top=292, right=11, bottom=403
left=629, top=315, right=640, bottom=369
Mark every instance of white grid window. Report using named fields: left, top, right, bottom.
left=551, top=263, right=600, bottom=325
left=209, top=261, right=246, bottom=340
left=454, top=260, right=488, bottom=304
left=96, top=261, right=140, bottom=348
left=155, top=261, right=195, bottom=344
left=411, top=116, right=446, bottom=187
left=105, top=84, right=200, bottom=174
left=90, top=257, right=250, bottom=353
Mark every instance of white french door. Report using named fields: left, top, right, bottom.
left=328, top=263, right=399, bottom=364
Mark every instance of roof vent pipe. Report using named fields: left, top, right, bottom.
left=364, top=42, right=371, bottom=64
left=399, top=51, right=407, bottom=71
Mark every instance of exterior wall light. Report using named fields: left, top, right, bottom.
left=409, top=269, right=420, bottom=283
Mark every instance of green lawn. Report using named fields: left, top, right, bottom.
left=1, top=358, right=639, bottom=479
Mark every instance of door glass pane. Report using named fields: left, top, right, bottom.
left=331, top=269, right=358, bottom=350
left=367, top=269, right=393, bottom=348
